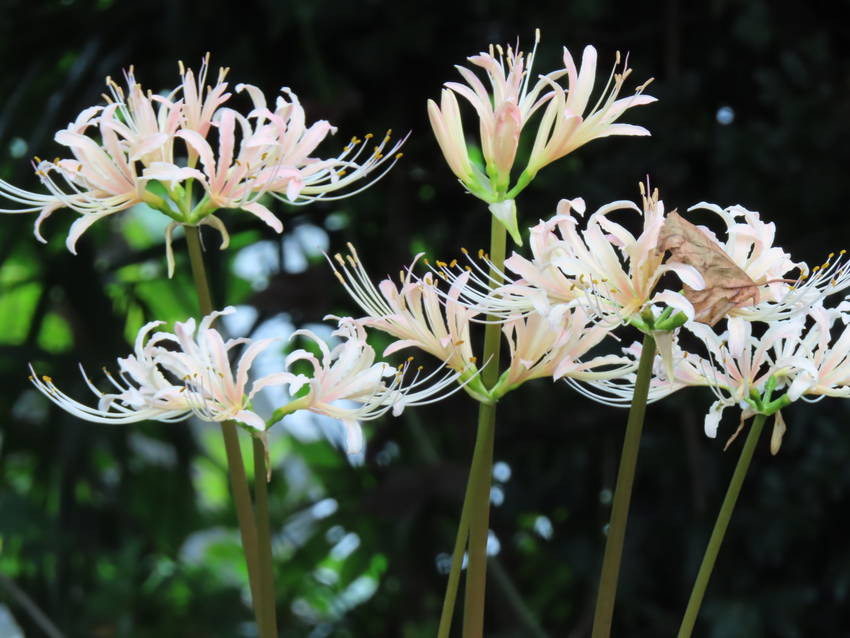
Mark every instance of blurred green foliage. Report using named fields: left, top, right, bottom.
left=2, top=0, right=850, bottom=636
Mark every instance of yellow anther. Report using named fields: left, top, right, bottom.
left=436, top=260, right=448, bottom=268
left=395, top=152, right=403, bottom=159
left=42, top=375, right=53, bottom=383
left=365, top=133, right=374, bottom=139
left=461, top=247, right=469, bottom=255
left=449, top=259, right=458, bottom=268
left=465, top=265, right=472, bottom=271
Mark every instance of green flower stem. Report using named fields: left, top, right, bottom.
left=185, top=226, right=215, bottom=317
left=185, top=225, right=265, bottom=633
left=437, top=480, right=470, bottom=638
left=462, top=402, right=497, bottom=638
left=677, top=413, right=767, bottom=638
left=461, top=218, right=507, bottom=638
left=591, top=333, right=656, bottom=638
left=253, top=436, right=278, bottom=637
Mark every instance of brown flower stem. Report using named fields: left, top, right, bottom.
left=461, top=218, right=507, bottom=638
left=185, top=225, right=266, bottom=634
left=591, top=333, right=656, bottom=638
left=677, top=413, right=767, bottom=638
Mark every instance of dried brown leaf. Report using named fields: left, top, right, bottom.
left=656, top=210, right=760, bottom=326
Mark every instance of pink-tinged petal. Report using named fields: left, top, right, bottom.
left=652, top=290, right=695, bottom=321
left=234, top=409, right=266, bottom=431
left=659, top=262, right=705, bottom=290
left=568, top=45, right=598, bottom=115
left=214, top=110, right=237, bottom=186
left=285, top=177, right=304, bottom=202
left=598, top=124, right=652, bottom=137
left=341, top=418, right=364, bottom=454
left=242, top=201, right=283, bottom=233
left=235, top=337, right=279, bottom=393
left=199, top=215, right=231, bottom=250
left=176, top=129, right=216, bottom=178
left=705, top=401, right=725, bottom=438
left=143, top=163, right=206, bottom=184
left=33, top=200, right=64, bottom=243
left=770, top=411, right=787, bottom=455
left=129, top=133, right=170, bottom=162
left=383, top=339, right=421, bottom=357
left=66, top=212, right=112, bottom=254
left=165, top=222, right=178, bottom=278
left=248, top=371, right=294, bottom=400
left=236, top=83, right=268, bottom=111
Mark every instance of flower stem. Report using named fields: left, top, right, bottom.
left=461, top=218, right=507, bottom=638
left=677, top=413, right=767, bottom=638
left=253, top=436, right=278, bottom=637
left=437, top=481, right=470, bottom=638
left=591, top=333, right=656, bottom=638
left=184, top=225, right=266, bottom=633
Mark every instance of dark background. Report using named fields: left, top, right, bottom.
left=2, top=0, right=850, bottom=636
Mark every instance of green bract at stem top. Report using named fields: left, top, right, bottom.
left=143, top=179, right=221, bottom=224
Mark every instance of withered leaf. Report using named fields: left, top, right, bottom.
left=656, top=210, right=759, bottom=326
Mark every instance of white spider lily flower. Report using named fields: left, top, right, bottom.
left=428, top=29, right=556, bottom=200
left=563, top=334, right=697, bottom=408
left=524, top=46, right=655, bottom=178
left=151, top=307, right=287, bottom=430
left=494, top=188, right=703, bottom=326
left=145, top=106, right=285, bottom=232
left=29, top=320, right=193, bottom=424
left=493, top=306, right=633, bottom=398
left=29, top=307, right=285, bottom=431
left=1, top=55, right=405, bottom=271
left=682, top=202, right=850, bottom=322
left=236, top=84, right=407, bottom=205
left=171, top=53, right=232, bottom=138
left=778, top=304, right=850, bottom=401
left=275, top=319, right=467, bottom=453
left=428, top=31, right=655, bottom=203
left=329, top=244, right=481, bottom=376
left=0, top=100, right=170, bottom=253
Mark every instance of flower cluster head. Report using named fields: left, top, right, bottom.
left=523, top=188, right=850, bottom=452
left=30, top=308, right=465, bottom=454
left=428, top=30, right=655, bottom=243
left=1, top=54, right=405, bottom=275
left=270, top=318, right=467, bottom=452
left=29, top=307, right=282, bottom=430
